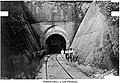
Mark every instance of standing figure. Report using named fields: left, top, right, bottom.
left=65, top=49, right=69, bottom=62
left=69, top=48, right=74, bottom=62
left=61, top=48, right=64, bottom=58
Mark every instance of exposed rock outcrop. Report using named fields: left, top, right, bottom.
left=71, top=2, right=119, bottom=72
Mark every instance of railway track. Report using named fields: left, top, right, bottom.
left=45, top=54, right=74, bottom=79
left=45, top=54, right=51, bottom=79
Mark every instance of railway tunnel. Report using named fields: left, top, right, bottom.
left=46, top=34, right=66, bottom=54
left=45, top=26, right=70, bottom=54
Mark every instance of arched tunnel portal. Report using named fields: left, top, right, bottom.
left=46, top=34, right=66, bottom=54
left=45, top=26, right=70, bottom=54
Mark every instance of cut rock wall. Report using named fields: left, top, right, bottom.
left=71, top=2, right=112, bottom=68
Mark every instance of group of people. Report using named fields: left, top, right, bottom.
left=61, top=48, right=77, bottom=62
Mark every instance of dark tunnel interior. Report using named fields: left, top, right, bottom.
left=46, top=34, right=66, bottom=54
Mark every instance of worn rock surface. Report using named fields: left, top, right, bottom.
left=71, top=2, right=119, bottom=71
left=71, top=2, right=105, bottom=64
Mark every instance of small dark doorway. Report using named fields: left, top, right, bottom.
left=46, top=34, right=66, bottom=54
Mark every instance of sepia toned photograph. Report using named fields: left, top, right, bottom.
left=0, top=0, right=119, bottom=79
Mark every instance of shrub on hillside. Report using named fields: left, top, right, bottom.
left=9, top=50, right=44, bottom=79
left=91, top=1, right=119, bottom=74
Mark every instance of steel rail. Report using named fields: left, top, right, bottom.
left=45, top=54, right=51, bottom=79
left=55, top=54, right=74, bottom=79
left=45, top=54, right=74, bottom=79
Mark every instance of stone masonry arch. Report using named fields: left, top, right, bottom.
left=44, top=26, right=70, bottom=49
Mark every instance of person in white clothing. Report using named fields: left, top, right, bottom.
left=69, top=48, right=74, bottom=62
left=61, top=48, right=64, bottom=58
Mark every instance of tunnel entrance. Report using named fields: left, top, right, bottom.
left=46, top=34, right=66, bottom=54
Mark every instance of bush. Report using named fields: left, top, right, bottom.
left=8, top=50, right=44, bottom=79
left=90, top=1, right=119, bottom=74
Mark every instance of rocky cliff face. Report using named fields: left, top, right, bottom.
left=71, top=2, right=119, bottom=72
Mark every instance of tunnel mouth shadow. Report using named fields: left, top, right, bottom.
left=46, top=34, right=66, bottom=54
